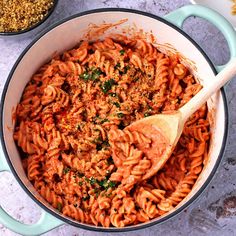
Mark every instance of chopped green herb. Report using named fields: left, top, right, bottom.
left=117, top=112, right=124, bottom=118
left=98, top=178, right=108, bottom=188
left=96, top=140, right=110, bottom=151
left=108, top=181, right=116, bottom=188
left=134, top=77, right=139, bottom=82
left=100, top=118, right=109, bottom=124
left=98, top=178, right=116, bottom=190
left=80, top=71, right=90, bottom=81
left=89, top=177, right=97, bottom=185
left=120, top=49, right=125, bottom=56
left=123, top=65, right=130, bottom=74
left=106, top=192, right=112, bottom=197
left=109, top=92, right=117, bottom=97
left=82, top=196, right=90, bottom=201
left=113, top=102, right=120, bottom=108
left=77, top=172, right=84, bottom=178
left=114, top=62, right=121, bottom=69
left=100, top=79, right=116, bottom=94
left=63, top=167, right=70, bottom=174
left=78, top=181, right=83, bottom=186
left=57, top=202, right=62, bottom=212
left=94, top=187, right=101, bottom=197
left=85, top=177, right=90, bottom=183
left=144, top=112, right=150, bottom=117
left=79, top=68, right=102, bottom=82
left=93, top=137, right=102, bottom=144
left=91, top=68, right=102, bottom=81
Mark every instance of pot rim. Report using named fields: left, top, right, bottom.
left=0, top=8, right=229, bottom=232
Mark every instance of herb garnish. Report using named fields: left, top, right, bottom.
left=114, top=62, right=121, bottom=70
left=98, top=178, right=116, bottom=190
left=117, top=112, right=124, bottom=118
left=144, top=112, right=150, bottom=117
left=109, top=92, right=117, bottom=97
left=123, top=65, right=130, bottom=74
left=80, top=68, right=102, bottom=81
left=57, top=202, right=62, bottom=212
left=91, top=68, right=102, bottom=81
left=80, top=71, right=90, bottom=81
left=120, top=49, right=125, bottom=56
left=94, top=187, right=101, bottom=197
left=63, top=167, right=70, bottom=174
left=77, top=171, right=84, bottom=178
left=82, top=196, right=90, bottom=201
left=100, top=118, right=109, bottom=124
left=106, top=192, right=112, bottom=197
left=113, top=102, right=120, bottom=108
left=89, top=177, right=97, bottom=185
left=93, top=137, right=102, bottom=144
left=100, top=79, right=116, bottom=94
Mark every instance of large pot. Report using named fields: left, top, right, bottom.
left=1, top=5, right=236, bottom=235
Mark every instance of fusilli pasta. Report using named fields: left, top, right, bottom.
left=14, top=36, right=210, bottom=227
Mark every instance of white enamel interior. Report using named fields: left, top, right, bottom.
left=2, top=11, right=226, bottom=227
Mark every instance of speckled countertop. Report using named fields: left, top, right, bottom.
left=0, top=0, right=236, bottom=235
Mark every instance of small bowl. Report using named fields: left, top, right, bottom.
left=0, top=0, right=59, bottom=36
left=191, top=0, right=236, bottom=29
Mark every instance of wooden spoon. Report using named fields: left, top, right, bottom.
left=127, top=58, right=236, bottom=181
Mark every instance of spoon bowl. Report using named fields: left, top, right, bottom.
left=127, top=111, right=183, bottom=180
left=125, top=58, right=236, bottom=180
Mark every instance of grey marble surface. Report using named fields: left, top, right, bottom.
left=0, top=0, right=236, bottom=235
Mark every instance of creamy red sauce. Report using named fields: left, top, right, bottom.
left=128, top=122, right=171, bottom=180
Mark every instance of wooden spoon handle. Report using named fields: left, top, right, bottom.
left=179, top=58, right=236, bottom=122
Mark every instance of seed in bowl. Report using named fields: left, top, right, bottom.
left=0, top=0, right=54, bottom=32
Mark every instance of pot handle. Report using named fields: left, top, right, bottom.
left=164, top=5, right=236, bottom=72
left=0, top=146, right=64, bottom=235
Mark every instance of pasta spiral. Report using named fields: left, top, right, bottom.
left=14, top=36, right=210, bottom=227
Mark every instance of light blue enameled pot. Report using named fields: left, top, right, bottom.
left=1, top=5, right=236, bottom=235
